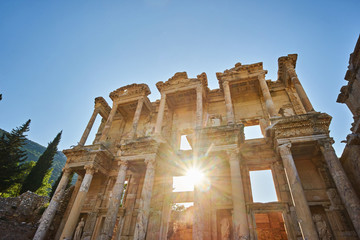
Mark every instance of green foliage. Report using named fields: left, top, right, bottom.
left=35, top=168, right=54, bottom=196
left=0, top=161, right=35, bottom=197
left=20, top=131, right=62, bottom=194
left=0, top=120, right=31, bottom=193
left=0, top=129, right=67, bottom=186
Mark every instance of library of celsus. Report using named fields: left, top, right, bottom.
left=34, top=54, right=360, bottom=240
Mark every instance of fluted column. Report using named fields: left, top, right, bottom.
left=100, top=102, right=119, bottom=142
left=133, top=157, right=156, bottom=240
left=154, top=93, right=166, bottom=135
left=287, top=67, right=314, bottom=112
left=223, top=80, right=235, bottom=124
left=130, top=97, right=145, bottom=139
left=33, top=168, right=72, bottom=240
left=228, top=150, right=249, bottom=240
left=258, top=75, right=277, bottom=117
left=278, top=143, right=318, bottom=240
left=319, top=139, right=360, bottom=237
left=196, top=85, right=203, bottom=128
left=99, top=161, right=128, bottom=240
left=60, top=165, right=97, bottom=240
left=79, top=109, right=99, bottom=146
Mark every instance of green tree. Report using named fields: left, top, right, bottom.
left=0, top=120, right=31, bottom=193
left=0, top=161, right=35, bottom=197
left=35, top=168, right=54, bottom=196
left=20, top=131, right=62, bottom=194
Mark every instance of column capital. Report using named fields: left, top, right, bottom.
left=278, top=142, right=292, bottom=155
left=145, top=156, right=156, bottom=169
left=318, top=138, right=335, bottom=151
left=84, top=164, right=98, bottom=175
left=160, top=92, right=167, bottom=98
left=118, top=160, right=129, bottom=166
left=222, top=80, right=230, bottom=87
left=257, top=74, right=266, bottom=80
left=62, top=167, right=72, bottom=175
left=226, top=149, right=239, bottom=161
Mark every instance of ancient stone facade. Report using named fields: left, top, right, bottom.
left=338, top=35, right=360, bottom=201
left=35, top=54, right=360, bottom=240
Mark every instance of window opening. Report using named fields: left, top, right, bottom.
left=85, top=115, right=102, bottom=145
left=173, top=176, right=194, bottom=192
left=180, top=135, right=192, bottom=150
left=244, top=125, right=263, bottom=140
left=120, top=180, right=128, bottom=206
left=250, top=170, right=278, bottom=203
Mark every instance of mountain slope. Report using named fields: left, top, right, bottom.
left=0, top=129, right=67, bottom=184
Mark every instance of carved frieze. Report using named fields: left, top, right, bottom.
left=94, top=97, right=111, bottom=118
left=199, top=124, right=244, bottom=149
left=109, top=83, right=151, bottom=101
left=216, top=62, right=265, bottom=90
left=156, top=72, right=208, bottom=92
left=270, top=112, right=331, bottom=140
left=63, top=144, right=113, bottom=172
left=120, top=138, right=159, bottom=156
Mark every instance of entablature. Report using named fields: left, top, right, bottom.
left=63, top=143, right=113, bottom=174
left=269, top=112, right=331, bottom=145
left=198, top=124, right=245, bottom=151
left=216, top=62, right=266, bottom=90
left=94, top=97, right=111, bottom=119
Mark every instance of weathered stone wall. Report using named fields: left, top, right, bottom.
left=338, top=35, right=360, bottom=200
left=0, top=191, right=48, bottom=240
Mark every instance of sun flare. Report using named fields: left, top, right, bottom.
left=186, top=168, right=204, bottom=185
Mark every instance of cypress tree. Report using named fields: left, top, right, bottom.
left=0, top=120, right=31, bottom=193
left=20, top=131, right=62, bottom=194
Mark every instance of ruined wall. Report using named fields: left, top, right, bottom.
left=46, top=54, right=360, bottom=240
left=338, top=35, right=360, bottom=199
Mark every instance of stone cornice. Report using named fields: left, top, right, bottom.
left=109, top=83, right=151, bottom=101
left=94, top=97, right=111, bottom=119
left=155, top=72, right=208, bottom=93
left=269, top=112, right=331, bottom=142
left=216, top=62, right=266, bottom=90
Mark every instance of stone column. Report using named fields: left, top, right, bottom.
left=196, top=85, right=203, bottom=128
left=258, top=75, right=277, bottom=117
left=79, top=108, right=99, bottom=146
left=223, top=80, right=235, bottom=124
left=319, top=139, right=360, bottom=237
left=133, top=157, right=156, bottom=240
left=33, top=168, right=72, bottom=240
left=193, top=186, right=203, bottom=240
left=99, top=161, right=128, bottom=240
left=228, top=151, right=249, bottom=240
left=287, top=68, right=314, bottom=112
left=60, top=165, right=97, bottom=240
left=130, top=97, right=145, bottom=139
left=100, top=102, right=119, bottom=142
left=154, top=93, right=166, bottom=135
left=278, top=143, right=319, bottom=240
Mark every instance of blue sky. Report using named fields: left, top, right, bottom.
left=0, top=0, right=359, bottom=156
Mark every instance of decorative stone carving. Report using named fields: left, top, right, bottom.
left=109, top=83, right=151, bottom=101
left=220, top=218, right=231, bottom=240
left=73, top=218, right=85, bottom=240
left=313, top=214, right=333, bottom=240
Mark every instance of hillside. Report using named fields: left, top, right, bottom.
left=0, top=129, right=67, bottom=184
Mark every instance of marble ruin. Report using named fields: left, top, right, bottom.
left=34, top=53, right=360, bottom=240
